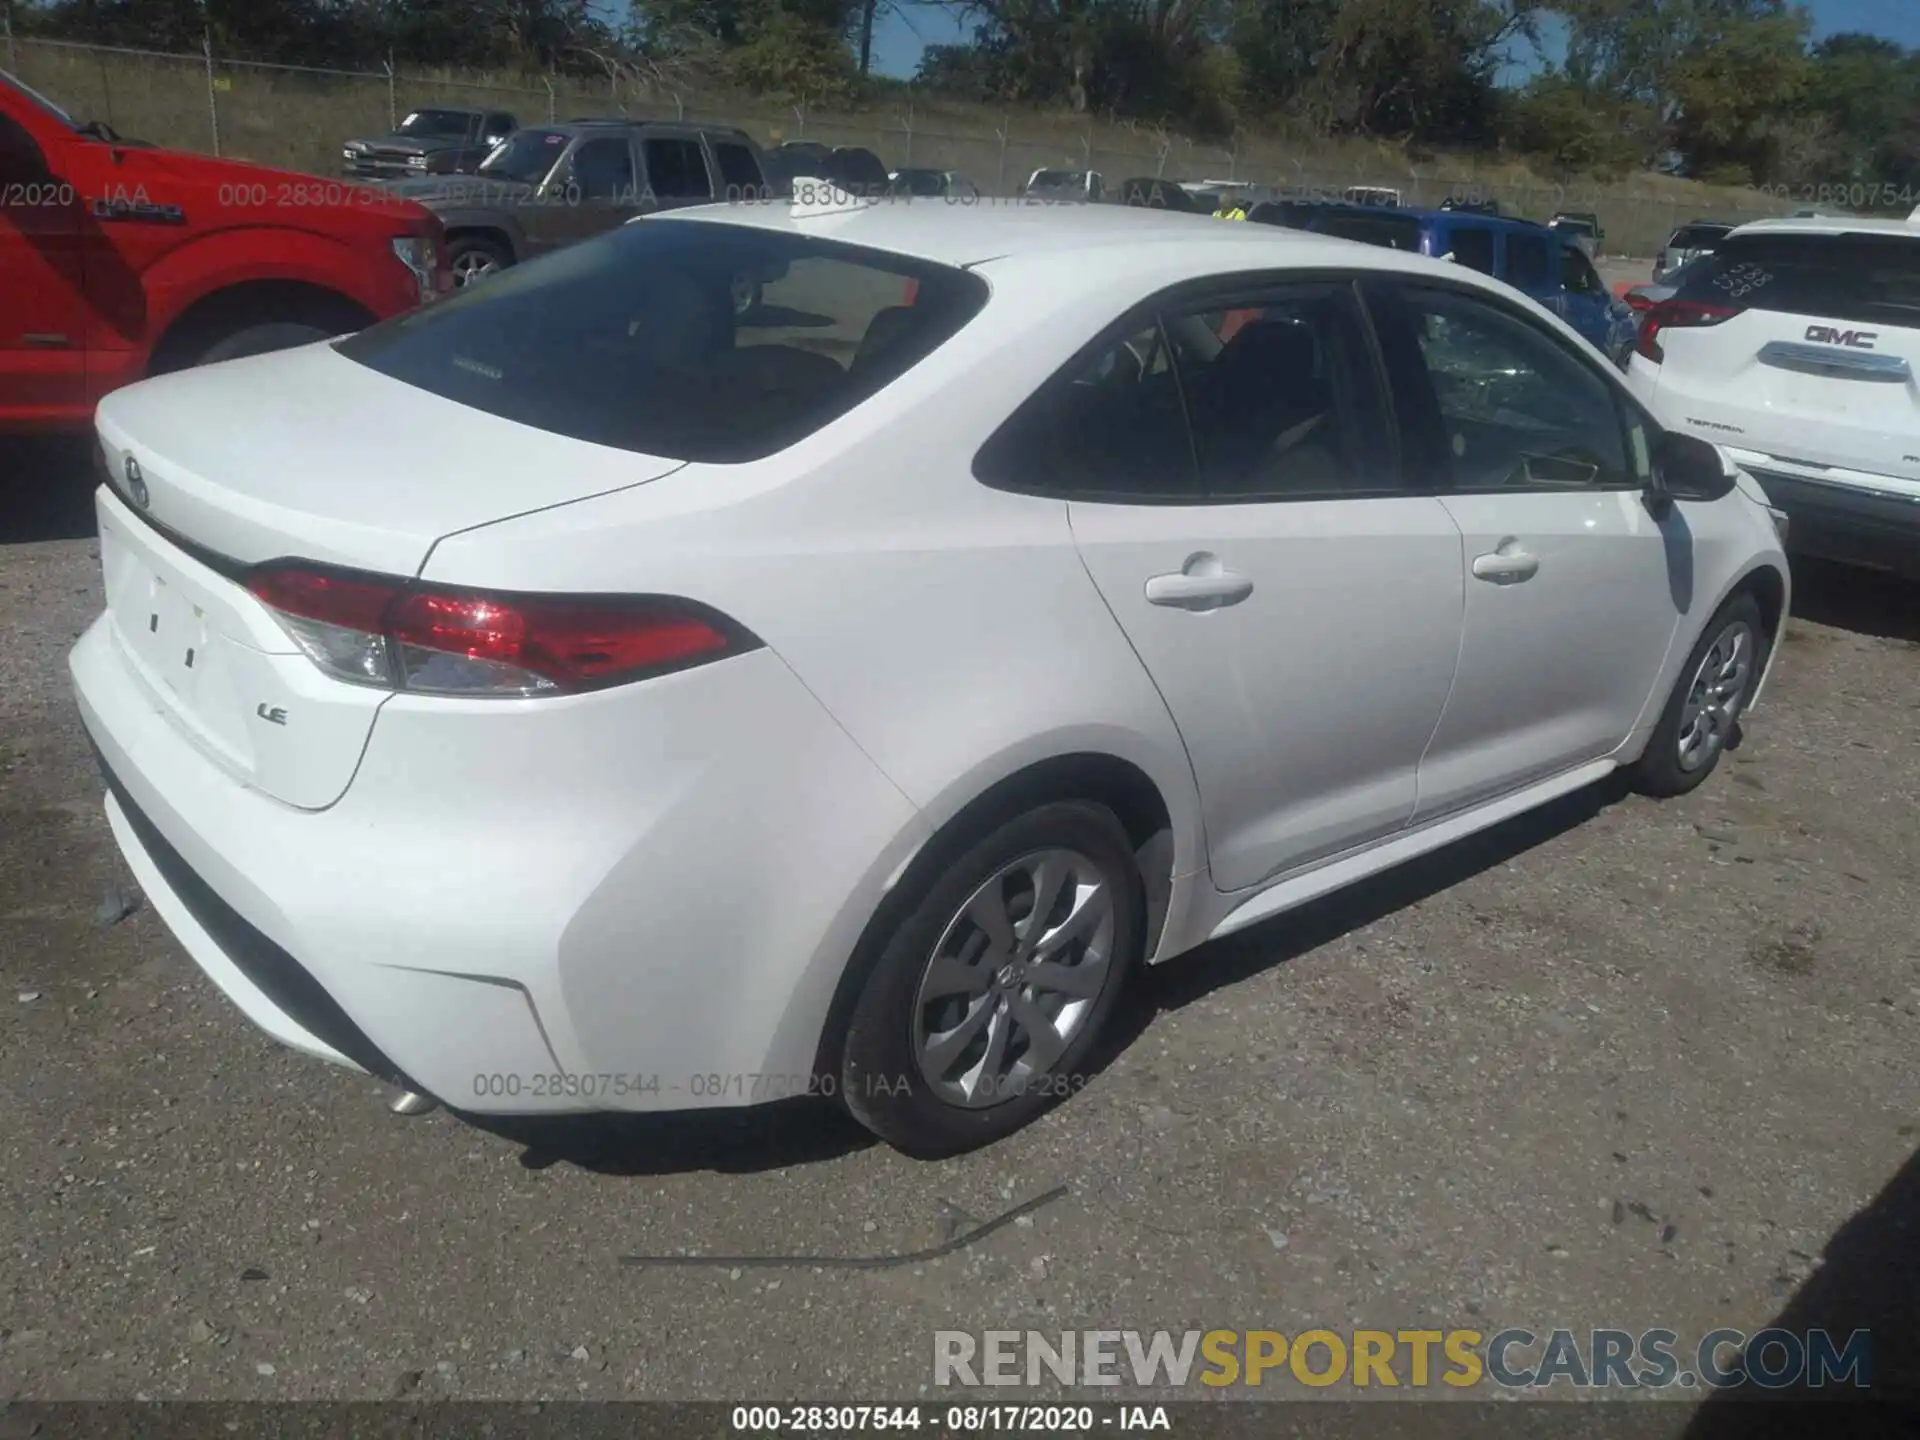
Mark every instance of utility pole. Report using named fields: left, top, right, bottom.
left=858, top=0, right=875, bottom=75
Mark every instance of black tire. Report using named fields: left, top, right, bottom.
left=447, top=235, right=511, bottom=288
left=840, top=801, right=1144, bottom=1157
left=194, top=320, right=334, bottom=366
left=1627, top=590, right=1769, bottom=798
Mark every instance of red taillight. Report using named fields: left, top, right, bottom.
left=1636, top=299, right=1738, bottom=364
left=247, top=564, right=754, bottom=697
left=1625, top=292, right=1655, bottom=312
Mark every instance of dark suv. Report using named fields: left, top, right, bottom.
left=342, top=107, right=517, bottom=179
left=379, top=119, right=772, bottom=289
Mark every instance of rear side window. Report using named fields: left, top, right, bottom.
left=334, top=223, right=988, bottom=463
left=1677, top=232, right=1920, bottom=328
left=1316, top=211, right=1423, bottom=252
left=1506, top=233, right=1553, bottom=291
left=1447, top=226, right=1496, bottom=275
left=567, top=137, right=635, bottom=200
left=975, top=285, right=1395, bottom=503
left=713, top=141, right=764, bottom=195
left=643, top=138, right=711, bottom=199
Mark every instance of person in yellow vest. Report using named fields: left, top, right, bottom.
left=1214, top=191, right=1249, bottom=221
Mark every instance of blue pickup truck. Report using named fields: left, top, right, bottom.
left=1250, top=201, right=1636, bottom=367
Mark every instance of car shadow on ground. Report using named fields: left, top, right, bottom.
left=1104, top=772, right=1635, bottom=1049
left=0, top=436, right=98, bottom=545
left=1679, top=1143, right=1920, bottom=1435
left=1788, top=557, right=1920, bottom=645
left=476, top=777, right=1639, bottom=1178
left=464, top=1094, right=876, bottom=1176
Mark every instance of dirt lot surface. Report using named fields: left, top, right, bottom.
left=2, top=435, right=1917, bottom=1425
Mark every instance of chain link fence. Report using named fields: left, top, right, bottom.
left=5, top=30, right=1798, bottom=259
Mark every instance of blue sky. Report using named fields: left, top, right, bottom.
left=866, top=0, right=1920, bottom=82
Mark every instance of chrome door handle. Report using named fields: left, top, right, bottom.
left=1144, top=570, right=1253, bottom=610
left=1471, top=549, right=1540, bottom=584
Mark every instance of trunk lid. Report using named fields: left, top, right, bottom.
left=95, top=341, right=686, bottom=574
left=92, top=342, right=686, bottom=808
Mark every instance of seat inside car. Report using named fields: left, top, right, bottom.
left=1193, top=318, right=1342, bottom=493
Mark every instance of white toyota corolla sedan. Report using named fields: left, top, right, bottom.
left=71, top=191, right=1790, bottom=1156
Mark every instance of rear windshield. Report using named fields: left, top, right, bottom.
left=1677, top=232, right=1920, bottom=328
left=1315, top=211, right=1423, bottom=251
left=335, top=220, right=990, bottom=462
left=1669, top=224, right=1729, bottom=249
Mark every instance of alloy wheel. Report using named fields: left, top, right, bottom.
left=1677, top=620, right=1754, bottom=772
left=910, top=848, right=1117, bottom=1108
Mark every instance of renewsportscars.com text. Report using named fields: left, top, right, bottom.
left=933, top=1327, right=1872, bottom=1391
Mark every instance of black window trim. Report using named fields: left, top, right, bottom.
left=972, top=268, right=1412, bottom=508
left=1360, top=273, right=1648, bottom=498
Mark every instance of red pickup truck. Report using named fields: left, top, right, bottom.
left=1, top=68, right=445, bottom=434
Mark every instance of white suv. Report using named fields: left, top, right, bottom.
left=1624, top=215, right=1920, bottom=576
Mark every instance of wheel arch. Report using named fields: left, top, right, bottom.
left=147, top=279, right=375, bottom=375
left=442, top=220, right=521, bottom=263
left=806, top=747, right=1189, bottom=1086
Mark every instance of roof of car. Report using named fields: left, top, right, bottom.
left=1726, top=215, right=1920, bottom=239
left=653, top=196, right=1540, bottom=293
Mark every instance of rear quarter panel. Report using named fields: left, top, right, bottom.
left=414, top=257, right=1208, bottom=887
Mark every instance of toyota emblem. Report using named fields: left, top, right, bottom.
left=124, top=455, right=149, bottom=508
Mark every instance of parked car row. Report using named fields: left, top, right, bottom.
left=1230, top=198, right=1637, bottom=367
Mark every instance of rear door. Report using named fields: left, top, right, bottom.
left=982, top=277, right=1466, bottom=892
left=1646, top=229, right=1920, bottom=484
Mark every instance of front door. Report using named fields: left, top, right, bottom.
left=1363, top=278, right=1682, bottom=822
left=1025, top=280, right=1467, bottom=892
left=0, top=109, right=87, bottom=426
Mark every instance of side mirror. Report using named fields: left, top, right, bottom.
left=1650, top=430, right=1738, bottom=505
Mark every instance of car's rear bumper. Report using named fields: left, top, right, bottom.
left=71, top=612, right=928, bottom=1114
left=1746, top=469, right=1920, bottom=578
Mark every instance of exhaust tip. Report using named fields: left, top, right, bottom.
left=389, top=1089, right=439, bottom=1116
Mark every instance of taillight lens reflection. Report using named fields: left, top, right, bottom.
left=1635, top=299, right=1739, bottom=364
left=246, top=564, right=753, bottom=697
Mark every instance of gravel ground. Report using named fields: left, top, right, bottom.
left=2, top=433, right=1918, bottom=1421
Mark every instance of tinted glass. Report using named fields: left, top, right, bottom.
left=975, top=321, right=1197, bottom=500
left=713, top=142, right=764, bottom=193
left=828, top=148, right=890, bottom=194
left=893, top=169, right=946, bottom=197
left=1676, top=232, right=1920, bottom=328
left=336, top=224, right=989, bottom=463
left=485, top=114, right=515, bottom=138
left=0, top=111, right=46, bottom=176
left=643, top=138, right=711, bottom=199
left=1506, top=233, right=1553, bottom=290
left=1388, top=287, right=1629, bottom=490
left=569, top=137, right=634, bottom=200
left=1561, top=246, right=1603, bottom=295
left=1447, top=225, right=1495, bottom=274
left=400, top=110, right=472, bottom=137
left=478, top=129, right=566, bottom=182
left=1316, top=211, right=1423, bottom=251
left=1177, top=293, right=1393, bottom=498
left=1669, top=224, right=1729, bottom=249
